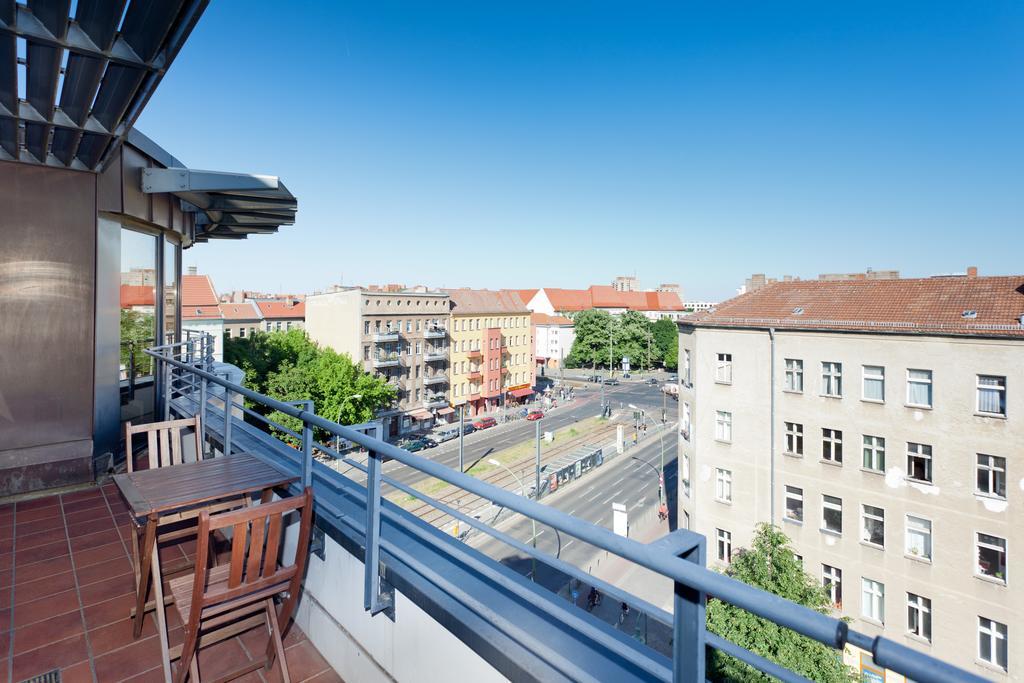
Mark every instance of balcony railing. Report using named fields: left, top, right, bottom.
left=372, top=331, right=400, bottom=342
left=423, top=327, right=446, bottom=339
left=424, top=349, right=447, bottom=362
left=146, top=334, right=984, bottom=683
left=423, top=395, right=448, bottom=409
left=372, top=353, right=401, bottom=367
left=423, top=374, right=447, bottom=386
left=466, top=348, right=483, bottom=359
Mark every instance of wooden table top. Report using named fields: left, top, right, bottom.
left=113, top=452, right=298, bottom=518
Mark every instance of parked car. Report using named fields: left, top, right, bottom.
left=462, top=423, right=476, bottom=435
left=668, top=374, right=678, bottom=382
left=473, top=417, right=497, bottom=430
left=420, top=437, right=438, bottom=449
left=588, top=374, right=602, bottom=383
left=526, top=410, right=544, bottom=421
left=401, top=439, right=427, bottom=453
left=645, top=377, right=658, bottom=385
left=622, top=372, right=631, bottom=379
left=436, top=426, right=461, bottom=442
left=603, top=378, right=620, bottom=386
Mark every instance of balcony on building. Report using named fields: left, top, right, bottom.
left=466, top=348, right=484, bottom=359
left=468, top=369, right=483, bottom=381
left=372, top=330, right=401, bottom=343
left=423, top=393, right=449, bottom=409
left=372, top=352, right=402, bottom=367
left=424, top=347, right=448, bottom=362
left=424, top=325, right=447, bottom=339
left=424, top=373, right=448, bottom=386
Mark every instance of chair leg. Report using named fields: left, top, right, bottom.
left=189, top=652, right=200, bottom=683
left=175, top=625, right=201, bottom=683
left=265, top=600, right=290, bottom=683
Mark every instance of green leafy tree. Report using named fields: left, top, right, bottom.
left=565, top=309, right=614, bottom=369
left=662, top=336, right=678, bottom=371
left=707, top=524, right=857, bottom=682
left=224, top=330, right=395, bottom=444
left=614, top=311, right=656, bottom=371
left=121, top=309, right=155, bottom=376
left=651, top=318, right=677, bottom=366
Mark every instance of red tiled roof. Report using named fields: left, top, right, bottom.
left=446, top=288, right=530, bottom=314
left=690, top=276, right=1024, bottom=337
left=505, top=289, right=538, bottom=305
left=255, top=300, right=305, bottom=319
left=181, top=274, right=223, bottom=320
left=541, top=286, right=683, bottom=312
left=120, top=284, right=154, bottom=308
left=219, top=301, right=261, bottom=320
left=532, top=313, right=574, bottom=326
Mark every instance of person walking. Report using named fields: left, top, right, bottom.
left=619, top=602, right=630, bottom=625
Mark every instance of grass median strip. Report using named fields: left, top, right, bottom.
left=388, top=415, right=610, bottom=512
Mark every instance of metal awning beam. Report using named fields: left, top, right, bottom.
left=142, top=167, right=280, bottom=194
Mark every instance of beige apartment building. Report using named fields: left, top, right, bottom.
left=678, top=273, right=1023, bottom=680
left=305, top=286, right=451, bottom=438
left=446, top=289, right=534, bottom=417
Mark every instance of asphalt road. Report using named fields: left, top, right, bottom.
left=470, top=424, right=678, bottom=591
left=337, top=378, right=675, bottom=491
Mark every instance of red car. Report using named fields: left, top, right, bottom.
left=526, top=411, right=544, bottom=421
left=473, top=416, right=497, bottom=430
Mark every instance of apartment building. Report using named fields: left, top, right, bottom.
left=533, top=313, right=575, bottom=371
left=305, top=287, right=451, bottom=438
left=520, top=285, right=686, bottom=321
left=254, top=298, right=306, bottom=333
left=219, top=301, right=262, bottom=338
left=678, top=273, right=1023, bottom=680
left=181, top=272, right=225, bottom=361
left=446, top=289, right=534, bottom=416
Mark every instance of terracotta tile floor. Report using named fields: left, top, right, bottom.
left=0, top=484, right=340, bottom=683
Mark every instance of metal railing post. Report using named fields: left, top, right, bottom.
left=671, top=532, right=706, bottom=683
left=364, top=448, right=393, bottom=616
left=162, top=352, right=172, bottom=421
left=301, top=400, right=313, bottom=488
left=223, top=376, right=234, bottom=456
left=199, top=376, right=208, bottom=458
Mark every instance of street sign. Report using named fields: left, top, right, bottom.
left=622, top=356, right=630, bottom=372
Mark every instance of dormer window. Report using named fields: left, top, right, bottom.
left=962, top=310, right=977, bottom=319
left=792, top=307, right=804, bottom=315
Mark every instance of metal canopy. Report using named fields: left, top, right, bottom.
left=141, top=166, right=297, bottom=242
left=0, top=0, right=208, bottom=170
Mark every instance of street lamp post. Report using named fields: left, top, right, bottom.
left=629, top=403, right=665, bottom=503
left=488, top=458, right=537, bottom=581
left=458, top=404, right=465, bottom=473
left=333, top=393, right=363, bottom=452
left=631, top=455, right=663, bottom=504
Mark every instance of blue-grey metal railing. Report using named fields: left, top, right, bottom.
left=146, top=337, right=986, bottom=683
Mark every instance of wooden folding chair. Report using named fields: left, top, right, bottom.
left=124, top=417, right=247, bottom=635
left=169, top=487, right=315, bottom=683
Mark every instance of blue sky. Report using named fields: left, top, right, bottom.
left=137, top=1, right=1023, bottom=301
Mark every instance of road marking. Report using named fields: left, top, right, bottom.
left=562, top=539, right=575, bottom=551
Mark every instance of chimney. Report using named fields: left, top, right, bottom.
left=187, top=265, right=197, bottom=276
left=966, top=266, right=978, bottom=278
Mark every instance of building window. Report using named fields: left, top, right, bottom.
left=415, top=341, right=422, bottom=355
left=905, top=515, right=932, bottom=560
left=821, top=362, right=843, bottom=397
left=822, top=495, right=842, bottom=534
left=976, top=533, right=1007, bottom=583
left=822, top=428, right=843, bottom=463
left=906, top=442, right=932, bottom=483
left=715, top=469, right=732, bottom=503
left=238, top=327, right=246, bottom=338
left=862, top=365, right=885, bottom=402
left=907, top=593, right=931, bottom=642
left=363, top=345, right=370, bottom=361
left=715, top=411, right=732, bottom=442
left=861, top=578, right=885, bottom=624
left=784, top=422, right=803, bottom=455
left=862, top=435, right=885, bottom=472
left=784, top=486, right=803, bottom=523
left=978, top=617, right=1008, bottom=670
left=907, top=369, right=933, bottom=408
left=860, top=504, right=885, bottom=548
left=265, top=321, right=271, bottom=331
left=715, top=353, right=733, bottom=383
left=822, top=565, right=842, bottom=608
left=977, top=454, right=1007, bottom=499
left=977, top=375, right=1007, bottom=416
left=406, top=320, right=412, bottom=332
left=682, top=454, right=690, bottom=498
left=683, top=349, right=691, bottom=386
left=681, top=402, right=691, bottom=441
left=784, top=358, right=803, bottom=392
left=716, top=529, right=732, bottom=563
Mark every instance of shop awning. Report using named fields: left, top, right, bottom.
left=409, top=409, right=433, bottom=421
left=437, top=407, right=455, bottom=416
left=509, top=387, right=534, bottom=398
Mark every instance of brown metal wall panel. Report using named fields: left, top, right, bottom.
left=0, top=161, right=96, bottom=462
left=97, top=146, right=123, bottom=213
left=121, top=144, right=150, bottom=221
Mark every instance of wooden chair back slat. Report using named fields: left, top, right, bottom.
left=246, top=517, right=266, bottom=581
left=262, top=515, right=282, bottom=579
left=125, top=416, right=202, bottom=472
left=229, top=522, right=248, bottom=589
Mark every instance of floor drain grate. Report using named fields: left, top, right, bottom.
left=20, top=671, right=61, bottom=683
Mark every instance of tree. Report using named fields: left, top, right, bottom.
left=224, top=330, right=396, bottom=444
left=651, top=318, right=677, bottom=366
left=121, top=309, right=155, bottom=376
left=565, top=309, right=614, bottom=369
left=565, top=309, right=657, bottom=371
left=614, top=311, right=656, bottom=371
left=662, top=336, right=678, bottom=372
left=706, top=524, right=857, bottom=682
